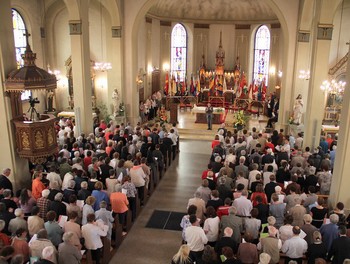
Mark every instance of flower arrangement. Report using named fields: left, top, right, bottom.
left=233, top=110, right=249, bottom=128
left=119, top=102, right=125, bottom=115
left=159, top=106, right=168, bottom=124
left=214, top=108, right=224, bottom=113
left=288, top=115, right=294, bottom=124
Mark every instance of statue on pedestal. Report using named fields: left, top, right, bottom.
left=292, top=94, right=304, bottom=125
left=112, top=89, right=120, bottom=116
left=47, top=90, right=55, bottom=112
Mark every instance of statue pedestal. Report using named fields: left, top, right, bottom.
left=111, top=114, right=126, bottom=124
left=289, top=123, right=304, bottom=137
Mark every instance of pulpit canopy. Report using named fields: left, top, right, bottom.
left=5, top=32, right=56, bottom=93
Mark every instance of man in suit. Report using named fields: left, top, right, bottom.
left=0, top=169, right=13, bottom=195
left=220, top=206, right=243, bottom=244
left=327, top=225, right=350, bottom=264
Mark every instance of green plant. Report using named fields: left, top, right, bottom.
left=233, top=110, right=249, bottom=127
left=96, top=101, right=112, bottom=123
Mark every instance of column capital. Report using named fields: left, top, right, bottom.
left=111, top=26, right=122, bottom=38
left=298, top=31, right=310, bottom=42
left=69, top=20, right=82, bottom=35
left=317, top=24, right=333, bottom=40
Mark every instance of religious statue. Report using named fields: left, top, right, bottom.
left=47, top=90, right=55, bottom=112
left=292, top=94, right=304, bottom=125
left=112, top=89, right=120, bottom=116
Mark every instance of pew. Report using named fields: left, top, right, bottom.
left=125, top=209, right=132, bottom=232
left=86, top=250, right=93, bottom=264
left=136, top=193, right=141, bottom=217
left=101, top=237, right=111, bottom=264
left=113, top=215, right=123, bottom=249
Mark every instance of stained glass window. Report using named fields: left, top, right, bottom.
left=12, top=9, right=31, bottom=100
left=253, top=25, right=270, bottom=85
left=171, top=24, right=187, bottom=81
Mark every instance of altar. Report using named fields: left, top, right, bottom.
left=192, top=105, right=225, bottom=124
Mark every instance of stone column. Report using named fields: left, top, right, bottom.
left=108, top=26, right=123, bottom=115
left=0, top=0, right=30, bottom=189
left=303, top=1, right=334, bottom=150
left=151, top=18, right=160, bottom=70
left=329, top=43, right=350, bottom=210
left=69, top=0, right=93, bottom=135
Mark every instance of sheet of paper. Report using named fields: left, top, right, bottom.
left=58, top=215, right=68, bottom=228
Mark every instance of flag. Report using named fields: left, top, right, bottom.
left=171, top=75, right=177, bottom=95
left=164, top=72, right=169, bottom=95
left=182, top=76, right=186, bottom=94
left=197, top=75, right=201, bottom=95
left=223, top=76, right=227, bottom=92
left=248, top=83, right=253, bottom=100
left=190, top=74, right=195, bottom=95
left=216, top=75, right=223, bottom=93
left=209, top=76, right=215, bottom=91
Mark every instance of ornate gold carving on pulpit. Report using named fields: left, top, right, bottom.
left=34, top=130, right=44, bottom=149
left=21, top=131, right=30, bottom=149
left=47, top=127, right=54, bottom=146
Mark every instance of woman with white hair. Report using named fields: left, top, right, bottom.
left=110, top=184, right=129, bottom=235
left=8, top=209, right=27, bottom=236
left=171, top=244, right=193, bottom=264
left=58, top=232, right=82, bottom=264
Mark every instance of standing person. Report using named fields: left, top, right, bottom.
left=171, top=244, right=193, bottom=264
left=0, top=169, right=13, bottom=194
left=281, top=226, right=308, bottom=264
left=205, top=103, right=214, bottom=130
left=81, top=213, right=108, bottom=264
left=327, top=225, right=350, bottom=264
left=185, top=214, right=208, bottom=264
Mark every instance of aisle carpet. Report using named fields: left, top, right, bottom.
left=146, top=210, right=186, bottom=231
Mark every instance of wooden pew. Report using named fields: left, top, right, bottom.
left=149, top=168, right=154, bottom=195
left=101, top=237, right=111, bottom=264
left=143, top=186, right=148, bottom=205
left=136, top=193, right=141, bottom=217
left=113, top=215, right=123, bottom=249
left=125, top=209, right=132, bottom=232
left=85, top=250, right=93, bottom=264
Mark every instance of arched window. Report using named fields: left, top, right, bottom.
left=12, top=9, right=31, bottom=100
left=253, top=25, right=270, bottom=85
left=12, top=9, right=27, bottom=68
left=171, top=24, right=187, bottom=81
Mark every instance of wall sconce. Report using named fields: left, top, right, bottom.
left=299, top=69, right=310, bottom=80
left=96, top=78, right=107, bottom=89
left=163, top=63, right=170, bottom=72
left=278, top=71, right=283, bottom=78
left=147, top=65, right=153, bottom=75
left=269, top=66, right=276, bottom=75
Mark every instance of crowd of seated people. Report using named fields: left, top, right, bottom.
left=0, top=117, right=179, bottom=264
left=173, top=126, right=350, bottom=264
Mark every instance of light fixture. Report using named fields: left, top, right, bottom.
left=93, top=62, right=112, bottom=72
left=47, top=64, right=60, bottom=77
left=269, top=66, right=276, bottom=75
left=278, top=71, right=283, bottom=78
left=163, top=63, right=170, bottom=72
left=320, top=79, right=346, bottom=94
left=320, top=0, right=345, bottom=95
left=94, top=0, right=112, bottom=72
left=298, top=70, right=310, bottom=80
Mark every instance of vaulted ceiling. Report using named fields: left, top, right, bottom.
left=147, top=0, right=278, bottom=23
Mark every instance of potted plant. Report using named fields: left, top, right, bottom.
left=233, top=110, right=249, bottom=131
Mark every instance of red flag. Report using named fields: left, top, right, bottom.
left=164, top=72, right=169, bottom=95
left=190, top=75, right=195, bottom=94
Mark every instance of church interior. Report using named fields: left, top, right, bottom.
left=1, top=0, right=350, bottom=263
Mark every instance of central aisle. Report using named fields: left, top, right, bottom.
left=109, top=139, right=211, bottom=263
